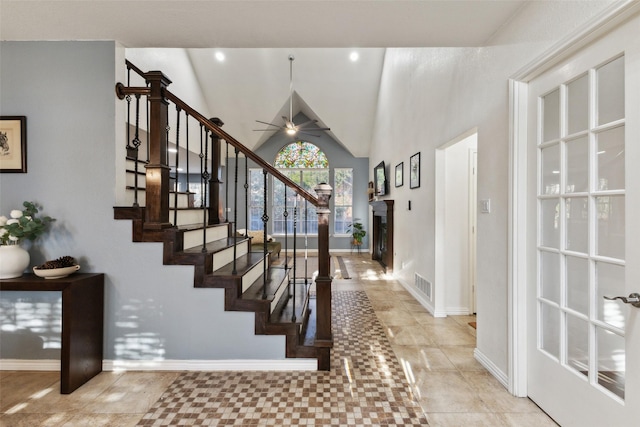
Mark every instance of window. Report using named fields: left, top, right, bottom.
left=334, top=168, right=353, bottom=234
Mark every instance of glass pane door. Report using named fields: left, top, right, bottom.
left=537, top=55, right=626, bottom=400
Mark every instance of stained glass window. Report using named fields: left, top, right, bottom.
left=274, top=141, right=329, bottom=169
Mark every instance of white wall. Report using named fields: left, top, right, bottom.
left=369, top=1, right=614, bottom=377
left=0, top=41, right=290, bottom=365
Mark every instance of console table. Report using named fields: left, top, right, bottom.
left=0, top=273, right=104, bottom=394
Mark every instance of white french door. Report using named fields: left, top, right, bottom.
left=526, top=14, right=640, bottom=427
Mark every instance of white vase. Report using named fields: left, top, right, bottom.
left=0, top=244, right=31, bottom=279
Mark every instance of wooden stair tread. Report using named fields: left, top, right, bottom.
left=270, top=280, right=309, bottom=325
left=210, top=252, right=266, bottom=277
left=241, top=268, right=290, bottom=301
left=181, top=237, right=248, bottom=255
left=176, top=222, right=228, bottom=232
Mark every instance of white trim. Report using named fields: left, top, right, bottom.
left=474, top=349, right=509, bottom=390
left=508, top=78, right=530, bottom=397
left=0, top=359, right=60, bottom=371
left=506, top=0, right=640, bottom=401
left=445, top=306, right=471, bottom=316
left=512, top=0, right=640, bottom=81
left=1, top=358, right=318, bottom=372
left=397, top=276, right=447, bottom=317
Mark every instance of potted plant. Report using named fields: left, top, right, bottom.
left=0, top=201, right=55, bottom=279
left=347, top=221, right=366, bottom=246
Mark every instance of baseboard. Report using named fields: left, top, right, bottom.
left=445, top=306, right=472, bottom=315
left=397, top=277, right=447, bottom=318
left=474, top=348, right=509, bottom=390
left=1, top=358, right=318, bottom=372
left=0, top=359, right=60, bottom=371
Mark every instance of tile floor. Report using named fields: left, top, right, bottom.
left=0, top=255, right=558, bottom=426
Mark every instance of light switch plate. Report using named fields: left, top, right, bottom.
left=480, top=199, right=491, bottom=213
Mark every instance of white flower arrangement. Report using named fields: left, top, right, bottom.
left=0, top=201, right=54, bottom=245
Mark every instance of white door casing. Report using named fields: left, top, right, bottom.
left=511, top=9, right=640, bottom=427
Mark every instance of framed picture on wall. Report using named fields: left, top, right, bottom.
left=0, top=116, right=27, bottom=173
left=395, top=162, right=403, bottom=187
left=410, top=152, right=420, bottom=189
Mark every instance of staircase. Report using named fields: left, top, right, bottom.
left=113, top=62, right=332, bottom=370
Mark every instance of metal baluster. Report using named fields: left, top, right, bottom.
left=304, top=199, right=309, bottom=290
left=127, top=94, right=142, bottom=207
left=244, top=156, right=248, bottom=234
left=185, top=112, right=190, bottom=198
left=232, top=148, right=239, bottom=275
left=173, top=107, right=181, bottom=226
left=225, top=143, right=229, bottom=222
left=201, top=127, right=209, bottom=253
left=283, top=185, right=288, bottom=268
left=262, top=169, right=269, bottom=299
left=146, top=82, right=150, bottom=162
left=291, top=197, right=298, bottom=322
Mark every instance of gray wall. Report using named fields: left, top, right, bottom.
left=0, top=41, right=286, bottom=362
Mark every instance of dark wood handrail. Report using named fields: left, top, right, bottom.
left=164, top=89, right=320, bottom=207
left=116, top=82, right=319, bottom=207
left=125, top=59, right=147, bottom=79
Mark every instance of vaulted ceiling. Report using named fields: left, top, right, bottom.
left=0, top=0, right=529, bottom=157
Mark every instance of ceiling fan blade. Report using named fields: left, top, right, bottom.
left=295, top=119, right=317, bottom=128
left=298, top=131, right=321, bottom=138
left=253, top=129, right=280, bottom=132
left=255, top=120, right=282, bottom=128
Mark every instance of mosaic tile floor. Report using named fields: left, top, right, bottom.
left=137, top=291, right=428, bottom=426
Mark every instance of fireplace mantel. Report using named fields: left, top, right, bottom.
left=370, top=200, right=394, bottom=273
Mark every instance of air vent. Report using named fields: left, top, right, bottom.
left=415, top=273, right=432, bottom=301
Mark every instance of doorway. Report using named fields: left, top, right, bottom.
left=435, top=129, right=478, bottom=316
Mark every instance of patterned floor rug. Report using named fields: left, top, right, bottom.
left=137, top=291, right=428, bottom=426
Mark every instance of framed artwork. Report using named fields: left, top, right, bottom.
left=395, top=162, right=403, bottom=187
left=0, top=116, right=27, bottom=173
left=410, top=152, right=420, bottom=189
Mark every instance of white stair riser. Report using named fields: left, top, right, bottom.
left=183, top=225, right=228, bottom=249
left=124, top=189, right=193, bottom=209
left=242, top=256, right=268, bottom=293
left=212, top=241, right=250, bottom=271
left=174, top=209, right=210, bottom=225
left=270, top=278, right=289, bottom=313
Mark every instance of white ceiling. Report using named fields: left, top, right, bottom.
left=0, top=0, right=528, bottom=156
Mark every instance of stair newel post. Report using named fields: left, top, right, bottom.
left=262, top=169, right=269, bottom=299
left=314, top=183, right=333, bottom=368
left=143, top=71, right=173, bottom=231
left=201, top=128, right=210, bottom=253
left=208, top=118, right=225, bottom=225
left=232, top=147, right=239, bottom=275
left=173, top=106, right=181, bottom=226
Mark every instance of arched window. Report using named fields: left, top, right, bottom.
left=273, top=142, right=329, bottom=234
left=274, top=141, right=329, bottom=169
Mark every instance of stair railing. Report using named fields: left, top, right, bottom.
left=116, top=62, right=334, bottom=364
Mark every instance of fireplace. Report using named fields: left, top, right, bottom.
left=370, top=200, right=394, bottom=273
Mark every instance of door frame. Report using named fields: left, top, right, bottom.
left=507, top=0, right=640, bottom=397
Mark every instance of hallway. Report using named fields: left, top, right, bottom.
left=0, top=255, right=556, bottom=426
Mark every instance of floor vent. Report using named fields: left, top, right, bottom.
left=415, top=273, right=432, bottom=301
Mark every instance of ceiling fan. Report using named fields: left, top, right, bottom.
left=254, top=55, right=330, bottom=138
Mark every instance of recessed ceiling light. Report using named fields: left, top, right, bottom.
left=350, top=51, right=359, bottom=62
left=215, top=51, right=225, bottom=62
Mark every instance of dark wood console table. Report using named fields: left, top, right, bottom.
left=370, top=200, right=394, bottom=273
left=0, top=273, right=104, bottom=394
